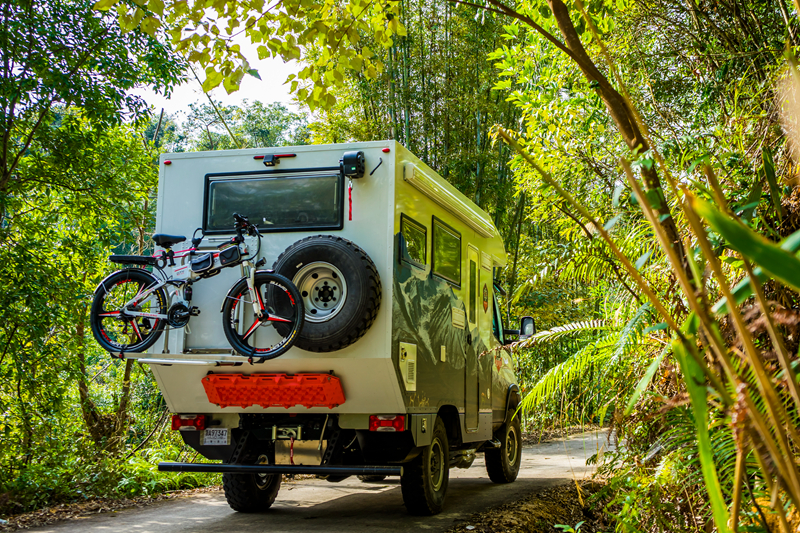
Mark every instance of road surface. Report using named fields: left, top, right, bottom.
left=30, top=430, right=612, bottom=533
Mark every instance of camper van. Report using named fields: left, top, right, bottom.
left=128, top=141, right=524, bottom=516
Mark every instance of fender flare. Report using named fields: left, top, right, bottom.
left=504, top=384, right=522, bottom=424
left=219, top=269, right=275, bottom=312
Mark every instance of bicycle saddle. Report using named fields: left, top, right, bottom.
left=152, top=234, right=186, bottom=248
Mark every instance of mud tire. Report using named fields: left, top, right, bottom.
left=485, top=407, right=522, bottom=483
left=222, top=472, right=281, bottom=513
left=271, top=235, right=381, bottom=352
left=401, top=417, right=449, bottom=515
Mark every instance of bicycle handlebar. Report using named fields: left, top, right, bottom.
left=231, top=213, right=261, bottom=261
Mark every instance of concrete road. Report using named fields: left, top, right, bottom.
left=30, top=431, right=612, bottom=533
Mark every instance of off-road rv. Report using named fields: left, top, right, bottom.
left=130, top=141, right=524, bottom=515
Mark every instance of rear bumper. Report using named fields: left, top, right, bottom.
left=158, top=462, right=402, bottom=476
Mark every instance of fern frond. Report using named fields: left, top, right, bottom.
left=518, top=319, right=607, bottom=348
left=611, top=302, right=654, bottom=362
left=521, top=332, right=619, bottom=411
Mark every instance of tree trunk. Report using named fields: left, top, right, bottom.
left=546, top=0, right=691, bottom=282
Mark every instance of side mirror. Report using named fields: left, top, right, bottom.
left=518, top=316, right=536, bottom=341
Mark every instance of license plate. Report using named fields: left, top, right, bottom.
left=202, top=428, right=229, bottom=446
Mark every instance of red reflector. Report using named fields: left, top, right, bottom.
left=171, top=414, right=206, bottom=431
left=253, top=155, right=264, bottom=160
left=369, top=415, right=406, bottom=432
left=202, top=373, right=345, bottom=409
left=382, top=148, right=390, bottom=153
left=164, top=160, right=172, bottom=165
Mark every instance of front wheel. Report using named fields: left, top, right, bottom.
left=221, top=271, right=304, bottom=360
left=90, top=269, right=167, bottom=353
left=485, top=406, right=522, bottom=483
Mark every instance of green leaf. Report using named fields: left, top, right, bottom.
left=740, top=179, right=762, bottom=222
left=762, top=147, right=783, bottom=220
left=612, top=185, right=625, bottom=208
left=624, top=344, right=668, bottom=415
left=673, top=337, right=731, bottom=533
left=634, top=250, right=652, bottom=270
left=92, top=0, right=119, bottom=11
left=140, top=16, right=159, bottom=36
left=246, top=68, right=261, bottom=80
left=693, top=197, right=800, bottom=293
left=603, top=214, right=622, bottom=231
left=711, top=231, right=800, bottom=314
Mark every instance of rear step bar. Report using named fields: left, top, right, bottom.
left=158, top=462, right=402, bottom=476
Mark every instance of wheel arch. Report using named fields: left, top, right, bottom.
left=436, top=405, right=462, bottom=447
left=504, top=384, right=522, bottom=424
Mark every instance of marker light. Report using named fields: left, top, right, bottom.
left=369, top=415, right=406, bottom=432
left=171, top=414, right=206, bottom=431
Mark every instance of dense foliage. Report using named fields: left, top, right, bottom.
left=4, top=0, right=800, bottom=529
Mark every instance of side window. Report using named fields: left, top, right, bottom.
left=468, top=247, right=478, bottom=325
left=432, top=217, right=461, bottom=287
left=401, top=214, right=427, bottom=267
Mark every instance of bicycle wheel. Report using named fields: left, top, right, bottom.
left=90, top=269, right=168, bottom=353
left=221, top=271, right=304, bottom=360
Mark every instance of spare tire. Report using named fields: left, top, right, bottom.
left=271, top=236, right=381, bottom=352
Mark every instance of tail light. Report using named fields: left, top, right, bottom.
left=171, top=414, right=206, bottom=431
left=369, top=415, right=406, bottom=432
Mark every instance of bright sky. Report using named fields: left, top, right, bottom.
left=130, top=39, right=301, bottom=121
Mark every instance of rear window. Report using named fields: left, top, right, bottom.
left=204, top=173, right=343, bottom=233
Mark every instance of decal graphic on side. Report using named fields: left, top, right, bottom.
left=483, top=284, right=489, bottom=313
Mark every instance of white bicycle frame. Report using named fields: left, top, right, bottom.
left=120, top=241, right=263, bottom=322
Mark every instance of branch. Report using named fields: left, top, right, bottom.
left=443, top=0, right=583, bottom=66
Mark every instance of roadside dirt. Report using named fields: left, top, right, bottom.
left=521, top=425, right=602, bottom=447
left=446, top=481, right=610, bottom=533
left=0, top=486, right=220, bottom=532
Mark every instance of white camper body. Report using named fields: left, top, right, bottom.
left=134, top=141, right=521, bottom=515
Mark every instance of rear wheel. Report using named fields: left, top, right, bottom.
left=222, top=471, right=281, bottom=513
left=401, top=417, right=449, bottom=515
left=221, top=271, right=304, bottom=360
left=485, top=406, right=522, bottom=483
left=90, top=269, right=167, bottom=353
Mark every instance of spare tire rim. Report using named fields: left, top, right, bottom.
left=294, top=262, right=348, bottom=323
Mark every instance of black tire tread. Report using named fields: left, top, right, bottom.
left=222, top=472, right=281, bottom=513
left=272, top=235, right=381, bottom=352
left=485, top=408, right=522, bottom=484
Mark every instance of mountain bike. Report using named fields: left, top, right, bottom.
left=89, top=213, right=304, bottom=361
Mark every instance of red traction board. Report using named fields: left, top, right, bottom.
left=202, top=373, right=346, bottom=409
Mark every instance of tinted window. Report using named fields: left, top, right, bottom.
left=432, top=217, right=461, bottom=286
left=469, top=258, right=477, bottom=324
left=401, top=215, right=427, bottom=266
left=205, top=174, right=342, bottom=233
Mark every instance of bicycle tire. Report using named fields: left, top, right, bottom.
left=90, top=268, right=168, bottom=353
left=221, top=271, right=304, bottom=360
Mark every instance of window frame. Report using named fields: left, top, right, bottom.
left=400, top=214, right=427, bottom=268
left=202, top=169, right=344, bottom=235
left=492, top=288, right=505, bottom=345
left=431, top=216, right=462, bottom=288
